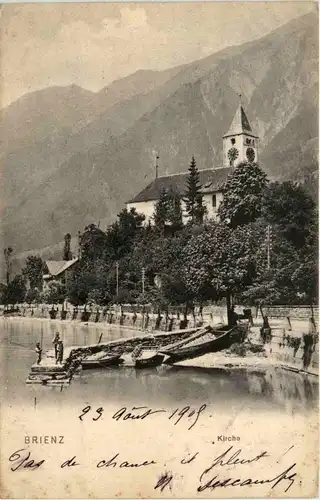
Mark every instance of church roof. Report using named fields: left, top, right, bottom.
left=127, top=167, right=232, bottom=203
left=223, top=104, right=258, bottom=138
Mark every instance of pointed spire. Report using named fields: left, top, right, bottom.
left=223, top=98, right=256, bottom=138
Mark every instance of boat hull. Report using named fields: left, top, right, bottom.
left=162, top=326, right=245, bottom=364
left=135, top=354, right=165, bottom=369
left=81, top=355, right=123, bottom=370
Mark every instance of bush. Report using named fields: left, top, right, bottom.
left=25, top=288, right=40, bottom=304
left=3, top=275, right=26, bottom=304
left=41, top=281, right=66, bottom=304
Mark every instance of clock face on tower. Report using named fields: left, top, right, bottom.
left=228, top=147, right=239, bottom=163
left=246, top=147, right=255, bottom=162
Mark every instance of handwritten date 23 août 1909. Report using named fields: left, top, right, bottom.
left=78, top=404, right=207, bottom=430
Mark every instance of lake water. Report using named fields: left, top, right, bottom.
left=1, top=317, right=319, bottom=499
left=1, top=316, right=318, bottom=413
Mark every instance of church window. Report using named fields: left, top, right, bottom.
left=212, top=194, right=217, bottom=209
left=252, top=140, right=255, bottom=146
left=231, top=138, right=235, bottom=145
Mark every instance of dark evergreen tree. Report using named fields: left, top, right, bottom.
left=153, top=189, right=169, bottom=232
left=167, top=187, right=183, bottom=229
left=184, top=156, right=206, bottom=224
left=63, top=233, right=72, bottom=260
left=3, top=247, right=13, bottom=285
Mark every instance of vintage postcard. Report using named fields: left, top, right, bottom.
left=0, top=2, right=319, bottom=499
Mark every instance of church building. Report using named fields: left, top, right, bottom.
left=126, top=102, right=259, bottom=223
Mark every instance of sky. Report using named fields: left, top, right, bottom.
left=0, top=2, right=317, bottom=107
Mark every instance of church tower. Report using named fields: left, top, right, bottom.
left=223, top=100, right=259, bottom=168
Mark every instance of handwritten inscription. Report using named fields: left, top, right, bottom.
left=79, top=404, right=207, bottom=430
left=8, top=444, right=299, bottom=494
left=9, top=449, right=45, bottom=472
left=200, top=445, right=269, bottom=481
left=97, top=453, right=156, bottom=469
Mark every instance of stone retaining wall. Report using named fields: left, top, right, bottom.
left=257, top=305, right=318, bottom=320
left=0, top=304, right=204, bottom=332
left=1, top=303, right=317, bottom=327
left=262, top=328, right=318, bottom=375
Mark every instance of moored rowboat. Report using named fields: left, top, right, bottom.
left=81, top=353, right=123, bottom=370
left=135, top=352, right=165, bottom=369
left=132, top=347, right=165, bottom=369
left=160, top=325, right=246, bottom=364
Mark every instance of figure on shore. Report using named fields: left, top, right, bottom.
left=132, top=311, right=137, bottom=326
left=155, top=312, right=162, bottom=330
left=229, top=306, right=239, bottom=327
left=144, top=311, right=150, bottom=330
left=168, top=315, right=174, bottom=332
left=52, top=332, right=60, bottom=361
left=35, top=342, right=42, bottom=365
left=56, top=340, right=64, bottom=364
left=260, top=316, right=271, bottom=343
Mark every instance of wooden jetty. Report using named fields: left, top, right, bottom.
left=26, top=347, right=74, bottom=385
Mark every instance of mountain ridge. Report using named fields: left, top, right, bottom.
left=1, top=11, right=318, bottom=270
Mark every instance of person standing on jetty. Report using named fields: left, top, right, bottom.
left=56, top=340, right=64, bottom=364
left=35, top=342, right=42, bottom=365
left=52, top=332, right=60, bottom=361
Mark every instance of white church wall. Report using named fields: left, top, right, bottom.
left=127, top=192, right=223, bottom=225
left=127, top=200, right=157, bottom=223
left=203, top=192, right=223, bottom=220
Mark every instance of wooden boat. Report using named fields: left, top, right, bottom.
left=133, top=347, right=165, bottom=369
left=135, top=352, right=165, bottom=369
left=81, top=353, right=123, bottom=370
left=160, top=325, right=245, bottom=364
left=160, top=325, right=219, bottom=352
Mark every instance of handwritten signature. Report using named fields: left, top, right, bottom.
left=198, top=445, right=297, bottom=493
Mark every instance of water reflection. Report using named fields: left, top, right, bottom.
left=1, top=318, right=318, bottom=415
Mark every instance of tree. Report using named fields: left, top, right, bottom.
left=3, top=274, right=26, bottom=304
left=183, top=223, right=263, bottom=325
left=167, top=187, right=183, bottom=230
left=153, top=188, right=183, bottom=233
left=105, top=208, right=145, bottom=261
left=25, top=288, right=41, bottom=304
left=261, top=181, right=316, bottom=250
left=22, top=255, right=46, bottom=290
left=218, top=162, right=268, bottom=228
left=242, top=230, right=302, bottom=307
left=63, top=233, right=72, bottom=260
left=153, top=189, right=168, bottom=232
left=67, top=259, right=110, bottom=306
left=184, top=156, right=206, bottom=224
left=79, top=224, right=109, bottom=266
left=41, top=280, right=66, bottom=304
left=0, top=283, right=6, bottom=304
left=291, top=216, right=318, bottom=313
left=3, top=247, right=13, bottom=285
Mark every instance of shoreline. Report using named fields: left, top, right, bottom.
left=2, top=315, right=318, bottom=379
left=176, top=352, right=319, bottom=377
